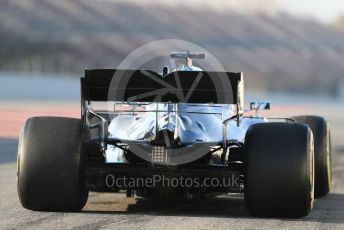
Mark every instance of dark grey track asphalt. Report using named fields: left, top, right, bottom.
left=0, top=139, right=344, bottom=230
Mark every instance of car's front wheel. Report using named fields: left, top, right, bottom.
left=292, top=115, right=332, bottom=197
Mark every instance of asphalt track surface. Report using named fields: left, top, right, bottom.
left=0, top=101, right=344, bottom=229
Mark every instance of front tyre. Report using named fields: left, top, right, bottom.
left=17, top=117, right=88, bottom=211
left=292, top=115, right=332, bottom=197
left=244, top=123, right=314, bottom=217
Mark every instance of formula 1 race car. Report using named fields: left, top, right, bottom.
left=17, top=52, right=332, bottom=217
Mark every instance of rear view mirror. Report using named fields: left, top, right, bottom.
left=250, top=102, right=270, bottom=110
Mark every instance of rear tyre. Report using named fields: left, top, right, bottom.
left=244, top=123, right=314, bottom=217
left=292, top=115, right=332, bottom=197
left=17, top=117, right=88, bottom=211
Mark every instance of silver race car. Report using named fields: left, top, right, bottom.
left=17, top=52, right=331, bottom=217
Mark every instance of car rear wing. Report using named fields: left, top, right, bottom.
left=81, top=69, right=244, bottom=151
left=81, top=69, right=244, bottom=105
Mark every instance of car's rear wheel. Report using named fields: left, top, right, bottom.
left=17, top=116, right=88, bottom=211
left=292, top=116, right=332, bottom=197
left=244, top=122, right=314, bottom=217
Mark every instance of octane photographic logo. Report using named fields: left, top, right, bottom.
left=107, top=39, right=233, bottom=166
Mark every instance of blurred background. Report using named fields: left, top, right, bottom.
left=0, top=0, right=344, bottom=144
